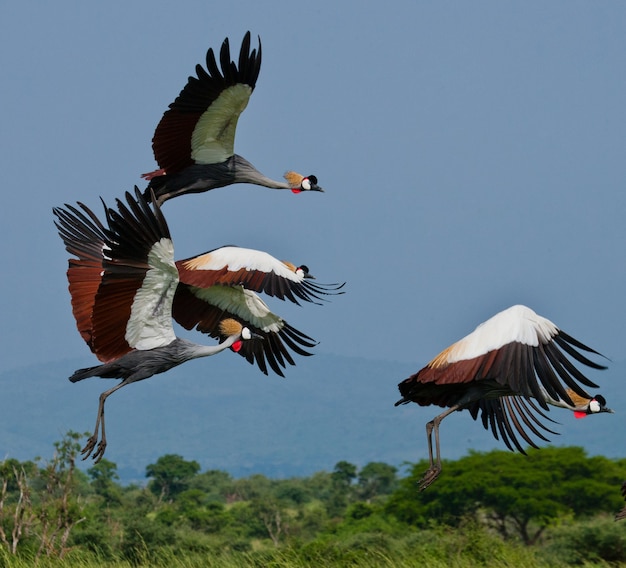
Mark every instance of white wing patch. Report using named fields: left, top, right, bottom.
left=191, top=285, right=285, bottom=333
left=126, top=238, right=178, bottom=350
left=191, top=84, right=252, bottom=164
left=445, top=305, right=558, bottom=363
left=187, top=246, right=302, bottom=282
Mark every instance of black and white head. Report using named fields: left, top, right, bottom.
left=575, top=394, right=614, bottom=418
left=296, top=265, right=313, bottom=279
left=218, top=318, right=260, bottom=352
left=283, top=171, right=324, bottom=194
left=587, top=394, right=613, bottom=415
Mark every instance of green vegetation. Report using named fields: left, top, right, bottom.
left=0, top=432, right=624, bottom=567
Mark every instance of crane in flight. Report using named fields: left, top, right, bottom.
left=395, top=305, right=612, bottom=490
left=141, top=32, right=323, bottom=205
left=54, top=188, right=342, bottom=462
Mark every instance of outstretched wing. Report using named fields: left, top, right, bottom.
left=177, top=245, right=344, bottom=306
left=172, top=284, right=317, bottom=376
left=54, top=189, right=177, bottom=362
left=53, top=201, right=107, bottom=349
left=397, top=305, right=605, bottom=410
left=467, top=396, right=559, bottom=454
left=151, top=32, right=262, bottom=173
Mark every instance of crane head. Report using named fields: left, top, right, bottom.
left=219, top=319, right=262, bottom=352
left=283, top=171, right=324, bottom=193
left=297, top=265, right=314, bottom=279
left=574, top=394, right=614, bottom=419
left=281, top=262, right=315, bottom=279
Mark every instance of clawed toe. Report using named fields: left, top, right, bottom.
left=80, top=436, right=106, bottom=463
left=91, top=441, right=107, bottom=464
left=418, top=466, right=441, bottom=491
left=80, top=436, right=98, bottom=460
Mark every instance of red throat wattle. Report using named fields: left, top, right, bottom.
left=574, top=411, right=587, bottom=419
left=231, top=340, right=242, bottom=352
left=291, top=188, right=301, bottom=194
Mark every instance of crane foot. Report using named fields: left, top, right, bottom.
left=80, top=435, right=98, bottom=460
left=418, top=465, right=441, bottom=491
left=80, top=435, right=107, bottom=463
left=91, top=441, right=107, bottom=464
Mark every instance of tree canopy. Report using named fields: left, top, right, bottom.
left=0, top=436, right=625, bottom=565
left=385, top=446, right=625, bottom=544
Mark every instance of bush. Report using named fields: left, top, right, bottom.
left=541, top=516, right=626, bottom=565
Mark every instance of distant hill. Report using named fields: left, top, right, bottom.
left=0, top=352, right=623, bottom=484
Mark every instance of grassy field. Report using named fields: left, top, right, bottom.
left=3, top=518, right=624, bottom=568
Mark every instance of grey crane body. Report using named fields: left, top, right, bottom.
left=70, top=336, right=239, bottom=384
left=146, top=155, right=321, bottom=205
left=396, top=379, right=519, bottom=410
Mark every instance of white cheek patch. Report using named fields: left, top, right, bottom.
left=301, top=178, right=311, bottom=191
left=242, top=327, right=252, bottom=340
left=589, top=399, right=601, bottom=413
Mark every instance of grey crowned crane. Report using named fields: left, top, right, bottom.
left=53, top=188, right=343, bottom=462
left=141, top=32, right=323, bottom=205
left=395, top=305, right=612, bottom=490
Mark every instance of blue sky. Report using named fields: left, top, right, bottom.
left=2, top=2, right=625, bottom=386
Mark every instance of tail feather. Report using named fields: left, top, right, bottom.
left=144, top=176, right=169, bottom=202
left=69, top=365, right=101, bottom=383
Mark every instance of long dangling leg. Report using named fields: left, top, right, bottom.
left=81, top=380, right=128, bottom=462
left=91, top=395, right=109, bottom=464
left=419, top=404, right=460, bottom=491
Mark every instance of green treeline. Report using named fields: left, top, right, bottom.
left=0, top=431, right=625, bottom=567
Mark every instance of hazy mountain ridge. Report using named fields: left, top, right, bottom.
left=0, top=353, right=622, bottom=484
